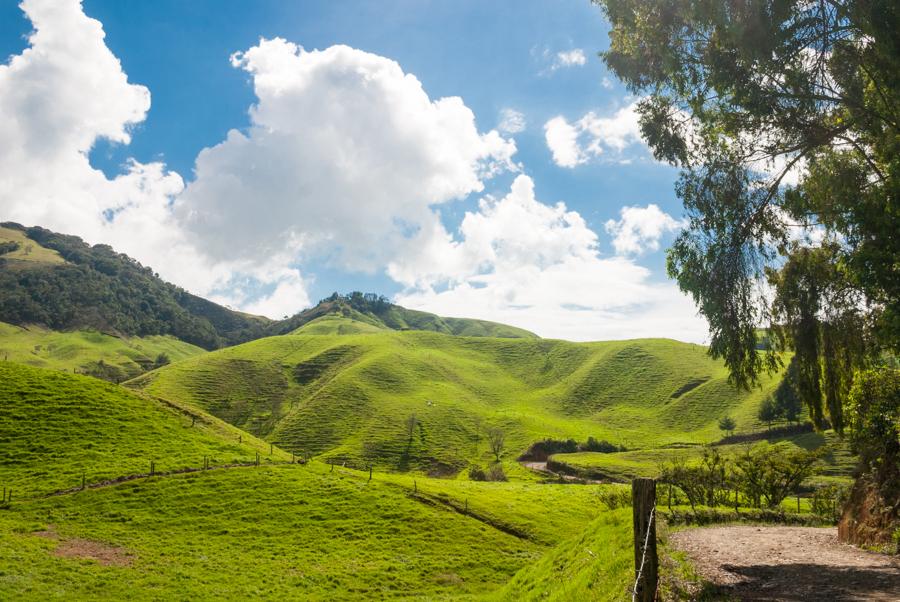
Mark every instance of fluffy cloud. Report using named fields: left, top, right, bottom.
left=0, top=2, right=516, bottom=318
left=0, top=2, right=709, bottom=342
left=0, top=0, right=304, bottom=312
left=605, top=205, right=684, bottom=256
left=544, top=116, right=585, bottom=168
left=544, top=101, right=644, bottom=167
left=498, top=108, right=526, bottom=134
left=179, top=39, right=517, bottom=272
left=554, top=49, right=586, bottom=69
left=392, top=176, right=708, bottom=342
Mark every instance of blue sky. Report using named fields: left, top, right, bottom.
left=0, top=0, right=708, bottom=342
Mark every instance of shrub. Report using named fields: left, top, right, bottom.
left=578, top=437, right=623, bottom=453
left=659, top=447, right=730, bottom=510
left=811, top=483, right=850, bottom=522
left=487, top=463, right=507, bottom=482
left=0, top=241, right=19, bottom=255
left=845, top=368, right=900, bottom=502
left=468, top=465, right=487, bottom=481
left=519, top=438, right=578, bottom=461
left=733, top=444, right=823, bottom=508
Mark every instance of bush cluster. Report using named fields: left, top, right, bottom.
left=660, top=444, right=824, bottom=511
left=519, top=437, right=625, bottom=461
left=468, top=463, right=507, bottom=482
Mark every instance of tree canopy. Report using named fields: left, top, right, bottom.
left=597, top=0, right=899, bottom=433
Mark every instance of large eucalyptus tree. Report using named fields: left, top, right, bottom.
left=595, top=0, right=898, bottom=436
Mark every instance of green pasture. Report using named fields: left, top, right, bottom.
left=131, top=317, right=784, bottom=473
left=0, top=322, right=204, bottom=381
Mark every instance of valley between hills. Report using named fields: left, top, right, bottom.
left=0, top=224, right=865, bottom=600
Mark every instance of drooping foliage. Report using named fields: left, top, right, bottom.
left=596, top=0, right=899, bottom=436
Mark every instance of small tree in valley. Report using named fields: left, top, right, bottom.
left=487, top=427, right=505, bottom=463
left=758, top=397, right=779, bottom=430
left=718, top=415, right=736, bottom=438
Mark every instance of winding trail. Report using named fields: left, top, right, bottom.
left=519, top=461, right=608, bottom=484
left=671, top=526, right=900, bottom=601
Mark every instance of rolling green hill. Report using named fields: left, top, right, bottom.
left=0, top=462, right=630, bottom=600
left=0, top=223, right=272, bottom=349
left=0, top=358, right=628, bottom=599
left=0, top=362, right=289, bottom=497
left=130, top=319, right=783, bottom=473
left=0, top=225, right=534, bottom=358
left=271, top=291, right=538, bottom=339
left=0, top=322, right=205, bottom=382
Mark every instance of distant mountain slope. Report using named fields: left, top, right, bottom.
left=0, top=223, right=271, bottom=350
left=0, top=321, right=205, bottom=382
left=0, top=362, right=287, bottom=496
left=0, top=225, right=534, bottom=352
left=273, top=292, right=538, bottom=339
left=130, top=319, right=781, bottom=474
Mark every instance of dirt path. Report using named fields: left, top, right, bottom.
left=519, top=461, right=608, bottom=484
left=670, top=526, right=900, bottom=601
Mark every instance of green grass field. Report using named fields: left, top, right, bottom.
left=0, top=361, right=638, bottom=599
left=0, top=466, right=542, bottom=600
left=0, top=226, right=66, bottom=267
left=0, top=317, right=865, bottom=600
left=130, top=317, right=784, bottom=473
left=0, top=322, right=204, bottom=381
left=0, top=363, right=289, bottom=497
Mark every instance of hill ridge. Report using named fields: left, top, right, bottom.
left=0, top=224, right=536, bottom=350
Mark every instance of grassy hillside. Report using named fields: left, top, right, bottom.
left=0, top=322, right=205, bottom=382
left=0, top=363, right=289, bottom=497
left=0, top=223, right=272, bottom=349
left=0, top=357, right=632, bottom=599
left=493, top=509, right=634, bottom=601
left=0, top=225, right=66, bottom=266
left=131, top=320, right=783, bottom=473
left=273, top=292, right=538, bottom=339
left=0, top=460, right=633, bottom=600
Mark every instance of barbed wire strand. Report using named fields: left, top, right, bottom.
left=632, top=505, right=656, bottom=602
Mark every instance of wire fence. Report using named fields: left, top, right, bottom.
left=632, top=504, right=656, bottom=602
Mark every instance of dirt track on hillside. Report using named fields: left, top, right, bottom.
left=670, top=526, right=900, bottom=601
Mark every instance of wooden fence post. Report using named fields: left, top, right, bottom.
left=632, top=478, right=657, bottom=602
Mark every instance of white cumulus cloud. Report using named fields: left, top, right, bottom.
left=392, top=175, right=708, bottom=342
left=0, top=0, right=309, bottom=316
left=179, top=38, right=517, bottom=272
left=544, top=116, right=586, bottom=168
left=605, top=205, right=685, bottom=256
left=544, top=100, right=645, bottom=167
